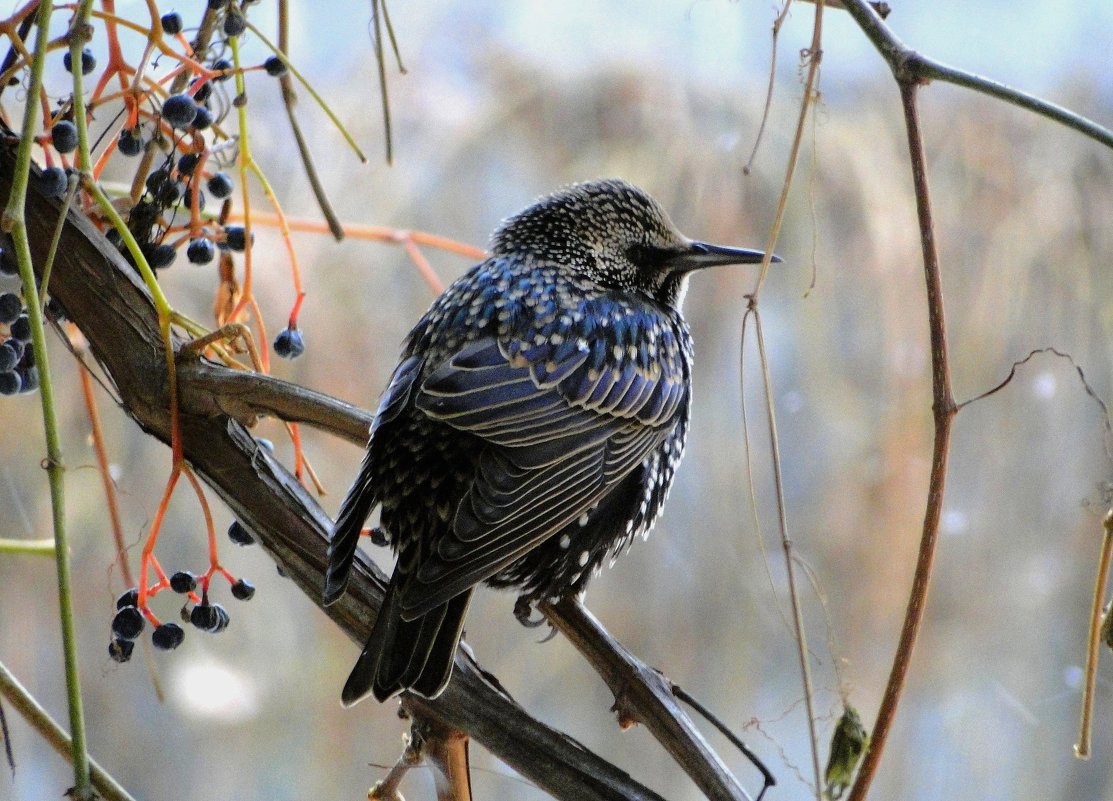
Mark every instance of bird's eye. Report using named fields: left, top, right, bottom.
left=625, top=243, right=666, bottom=270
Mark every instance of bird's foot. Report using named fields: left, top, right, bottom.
left=514, top=596, right=560, bottom=642
left=513, top=596, right=546, bottom=628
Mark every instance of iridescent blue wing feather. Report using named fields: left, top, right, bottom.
left=323, top=355, right=423, bottom=605
left=401, top=328, right=685, bottom=617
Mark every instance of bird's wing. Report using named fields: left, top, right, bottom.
left=323, top=355, right=423, bottom=605
left=399, top=335, right=684, bottom=617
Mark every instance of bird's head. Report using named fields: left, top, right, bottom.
left=490, top=178, right=777, bottom=308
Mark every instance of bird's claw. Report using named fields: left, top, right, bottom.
left=513, top=596, right=546, bottom=628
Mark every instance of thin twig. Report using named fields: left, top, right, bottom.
left=1074, top=509, right=1113, bottom=758
left=845, top=80, right=957, bottom=801
left=671, top=682, right=777, bottom=800
left=0, top=537, right=55, bottom=554
left=276, top=0, right=344, bottom=240
left=957, top=347, right=1113, bottom=462
left=370, top=0, right=393, bottom=164
left=837, top=0, right=1113, bottom=151
left=0, top=660, right=137, bottom=801
left=743, top=0, right=792, bottom=175
left=543, top=598, right=757, bottom=801
left=420, top=718, right=473, bottom=801
left=744, top=1, right=830, bottom=795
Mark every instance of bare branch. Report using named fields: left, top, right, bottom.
left=837, top=0, right=1113, bottom=150
left=845, top=79, right=957, bottom=801
left=543, top=598, right=757, bottom=801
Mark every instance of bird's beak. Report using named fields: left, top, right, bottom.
left=664, top=241, right=782, bottom=273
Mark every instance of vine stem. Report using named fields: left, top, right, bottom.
left=0, top=2, right=96, bottom=798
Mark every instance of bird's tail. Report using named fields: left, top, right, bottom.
left=342, top=573, right=473, bottom=705
left=323, top=452, right=377, bottom=606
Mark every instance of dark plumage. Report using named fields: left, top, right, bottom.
left=324, top=179, right=777, bottom=705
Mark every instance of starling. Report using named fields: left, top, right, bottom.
left=324, top=179, right=779, bottom=705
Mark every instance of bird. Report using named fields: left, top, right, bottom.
left=323, top=178, right=778, bottom=705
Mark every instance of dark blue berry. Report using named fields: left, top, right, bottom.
left=190, top=603, right=229, bottom=632
left=263, top=56, right=287, bottom=77
left=10, top=314, right=31, bottom=342
left=51, top=120, right=78, bottom=154
left=0, top=292, right=20, bottom=324
left=211, top=58, right=233, bottom=79
left=191, top=106, right=213, bottom=130
left=222, top=226, right=251, bottom=252
left=116, top=588, right=139, bottom=610
left=118, top=129, right=143, bottom=156
left=152, top=622, right=185, bottom=650
left=177, top=152, right=200, bottom=176
left=156, top=180, right=183, bottom=206
left=187, top=238, right=215, bottom=264
left=63, top=48, right=96, bottom=75
left=108, top=638, right=134, bottom=663
left=145, top=169, right=170, bottom=194
left=272, top=327, right=305, bottom=359
left=222, top=11, right=246, bottom=37
left=40, top=167, right=68, bottom=197
left=0, top=247, right=16, bottom=275
left=169, top=571, right=197, bottom=593
left=227, top=520, right=254, bottom=546
left=2, top=338, right=23, bottom=363
left=161, top=12, right=183, bottom=35
left=0, top=371, right=19, bottom=395
left=111, top=606, right=145, bottom=640
left=190, top=603, right=215, bottom=630
left=191, top=79, right=212, bottom=104
left=206, top=172, right=233, bottom=199
left=147, top=243, right=177, bottom=269
left=0, top=344, right=18, bottom=372
left=161, top=94, right=198, bottom=129
left=18, top=343, right=34, bottom=368
left=230, top=578, right=255, bottom=601
left=16, top=366, right=37, bottom=393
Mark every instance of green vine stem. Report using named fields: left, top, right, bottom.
left=0, top=660, right=136, bottom=801
left=0, top=537, right=55, bottom=555
left=0, top=2, right=93, bottom=799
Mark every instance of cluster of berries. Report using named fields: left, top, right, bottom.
left=91, top=5, right=285, bottom=275
left=108, top=520, right=257, bottom=662
left=0, top=251, right=52, bottom=395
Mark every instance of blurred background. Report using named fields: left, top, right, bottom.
left=2, top=1, right=1112, bottom=799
